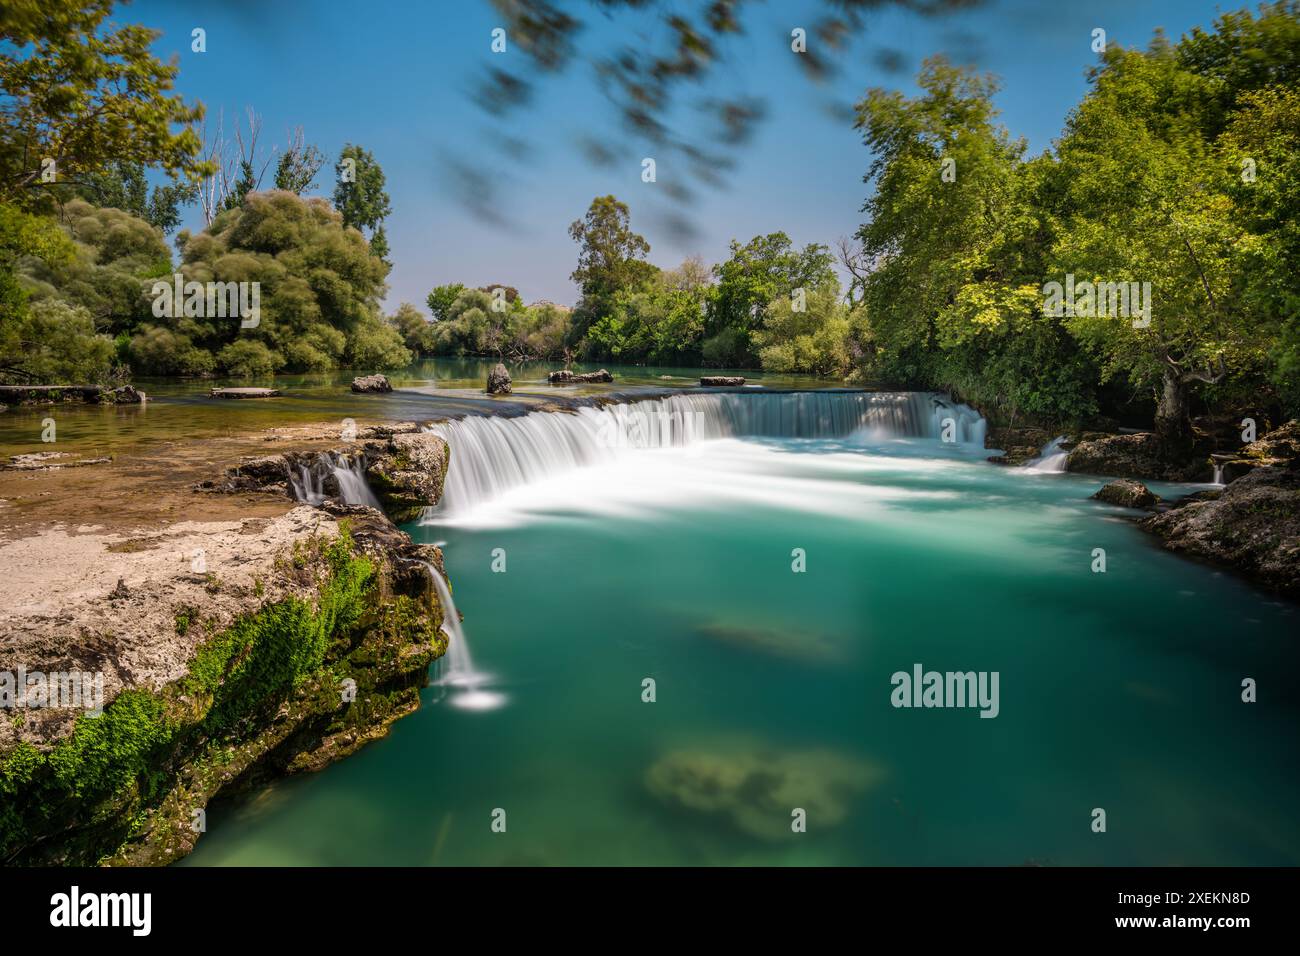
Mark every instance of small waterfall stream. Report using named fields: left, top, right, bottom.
left=288, top=452, right=382, bottom=509
left=426, top=390, right=986, bottom=518
left=1024, top=436, right=1069, bottom=473
left=420, top=560, right=504, bottom=711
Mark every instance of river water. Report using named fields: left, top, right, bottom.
left=182, top=389, right=1299, bottom=866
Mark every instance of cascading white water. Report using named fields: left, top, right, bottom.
left=426, top=391, right=986, bottom=518
left=331, top=453, right=383, bottom=510
left=1212, top=462, right=1225, bottom=485
left=420, top=560, right=504, bottom=711
left=288, top=452, right=383, bottom=509
left=1024, top=436, right=1069, bottom=474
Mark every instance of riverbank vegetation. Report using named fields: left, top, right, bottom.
left=2, top=1, right=1297, bottom=462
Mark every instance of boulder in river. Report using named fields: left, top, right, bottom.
left=1092, top=478, right=1161, bottom=509
left=364, top=432, right=451, bottom=523
left=548, top=369, right=613, bottom=384
left=700, top=376, right=745, bottom=387
left=486, top=363, right=512, bottom=395
left=1066, top=431, right=1205, bottom=481
left=351, top=374, right=392, bottom=393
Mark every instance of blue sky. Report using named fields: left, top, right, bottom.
left=130, top=0, right=1241, bottom=312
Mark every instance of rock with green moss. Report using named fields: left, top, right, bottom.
left=364, top=432, right=449, bottom=523
left=0, top=510, right=448, bottom=866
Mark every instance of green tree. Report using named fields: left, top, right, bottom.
left=752, top=280, right=853, bottom=377
left=427, top=283, right=467, bottom=322
left=1051, top=43, right=1258, bottom=456
left=130, top=190, right=400, bottom=377
left=332, top=144, right=391, bottom=262
left=0, top=0, right=208, bottom=208
left=390, top=302, right=438, bottom=356
left=568, top=195, right=656, bottom=339
left=707, top=232, right=835, bottom=366
left=17, top=198, right=171, bottom=340
left=1219, top=86, right=1300, bottom=412
left=854, top=57, right=1097, bottom=423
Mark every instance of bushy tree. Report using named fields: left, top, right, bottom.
left=130, top=189, right=403, bottom=377
left=707, top=232, right=834, bottom=366
left=752, top=280, right=853, bottom=376
left=391, top=302, right=438, bottom=356
left=18, top=198, right=171, bottom=338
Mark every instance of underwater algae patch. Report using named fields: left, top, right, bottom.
left=645, top=743, right=885, bottom=841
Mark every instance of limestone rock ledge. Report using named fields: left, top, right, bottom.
left=1139, top=467, right=1300, bottom=598
left=0, top=504, right=448, bottom=866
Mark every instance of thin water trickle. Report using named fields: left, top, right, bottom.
left=420, top=560, right=505, bottom=712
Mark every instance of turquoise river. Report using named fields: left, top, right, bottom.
left=171, top=385, right=1298, bottom=866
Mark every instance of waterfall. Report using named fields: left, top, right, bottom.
left=1212, top=462, right=1225, bottom=485
left=420, top=560, right=504, bottom=711
left=288, top=452, right=382, bottom=509
left=426, top=391, right=986, bottom=517
left=1024, top=436, right=1069, bottom=474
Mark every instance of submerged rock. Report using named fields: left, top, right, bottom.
left=1139, top=466, right=1300, bottom=597
left=1092, top=478, right=1161, bottom=509
left=487, top=363, right=512, bottom=395
left=700, top=376, right=745, bottom=387
left=547, top=368, right=613, bottom=384
left=645, top=744, right=883, bottom=841
left=351, top=374, right=392, bottom=393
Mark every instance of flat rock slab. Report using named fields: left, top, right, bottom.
left=210, top=387, right=281, bottom=399
left=548, top=369, right=613, bottom=384
left=2, top=452, right=113, bottom=471
left=700, top=376, right=746, bottom=387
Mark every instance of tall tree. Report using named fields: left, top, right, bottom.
left=332, top=144, right=391, bottom=262
left=567, top=195, right=656, bottom=339
left=1052, top=44, right=1257, bottom=457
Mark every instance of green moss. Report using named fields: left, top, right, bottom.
left=0, top=521, right=409, bottom=864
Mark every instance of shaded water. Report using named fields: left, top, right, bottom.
left=183, top=393, right=1299, bottom=866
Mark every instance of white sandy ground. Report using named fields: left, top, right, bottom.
left=0, top=506, right=341, bottom=749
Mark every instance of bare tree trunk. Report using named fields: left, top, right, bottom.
left=1154, top=365, right=1194, bottom=461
